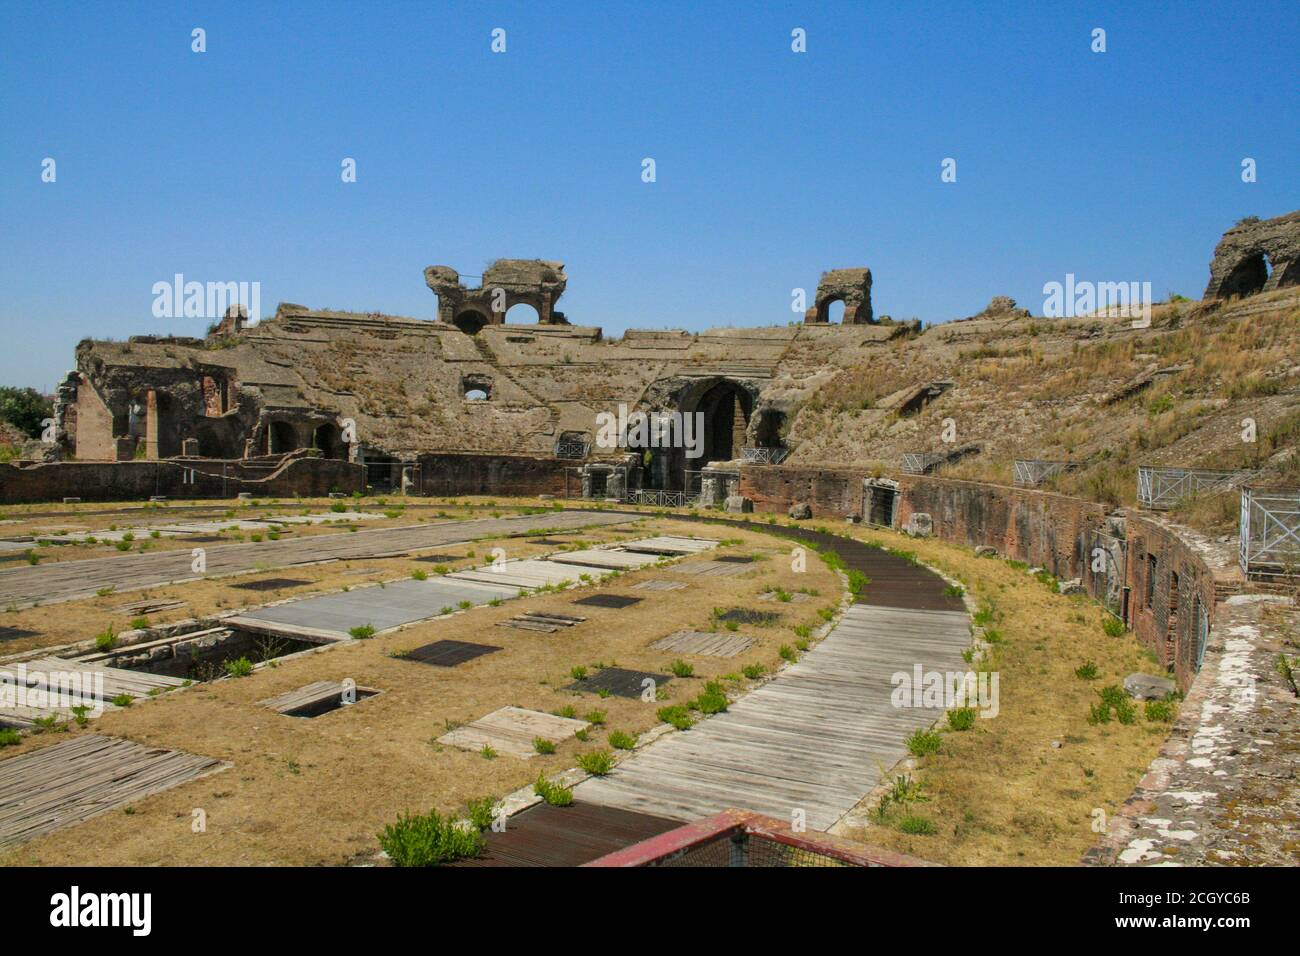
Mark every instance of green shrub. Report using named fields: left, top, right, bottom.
left=692, top=682, right=728, bottom=715
left=944, top=583, right=965, bottom=598
left=532, top=737, right=557, bottom=755
left=897, top=814, right=936, bottom=835
left=741, top=663, right=765, bottom=679
left=657, top=705, right=693, bottom=731
left=533, top=773, right=573, bottom=806
left=669, top=659, right=694, bottom=678
left=349, top=624, right=376, bottom=640
left=378, top=809, right=484, bottom=866
left=947, top=707, right=977, bottom=731
left=608, top=730, right=638, bottom=750
left=1144, top=699, right=1176, bottom=722
left=1087, top=701, right=1112, bottom=725
left=1102, top=617, right=1126, bottom=637
left=94, top=627, right=117, bottom=652
left=576, top=750, right=615, bottom=776
left=569, top=665, right=587, bottom=681
left=411, top=569, right=428, bottom=581
left=223, top=657, right=253, bottom=678
left=1074, top=661, right=1099, bottom=680
left=906, top=728, right=942, bottom=756
left=583, top=709, right=606, bottom=725
left=129, top=616, right=150, bottom=631
left=0, top=728, right=21, bottom=747
left=778, top=644, right=797, bottom=662
left=465, top=797, right=497, bottom=831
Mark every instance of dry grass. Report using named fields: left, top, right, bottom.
left=0, top=517, right=837, bottom=866
left=833, top=525, right=1173, bottom=865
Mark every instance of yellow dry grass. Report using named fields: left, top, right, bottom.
left=832, top=524, right=1173, bottom=866
left=0, top=516, right=837, bottom=866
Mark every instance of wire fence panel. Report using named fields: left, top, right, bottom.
left=1138, top=465, right=1252, bottom=509
left=1013, top=459, right=1076, bottom=488
left=1240, top=487, right=1300, bottom=578
left=902, top=453, right=945, bottom=475
left=740, top=446, right=790, bottom=465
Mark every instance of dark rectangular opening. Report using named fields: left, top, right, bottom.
left=716, top=608, right=780, bottom=625
left=866, top=487, right=898, bottom=527
left=413, top=553, right=467, bottom=563
left=1145, top=554, right=1158, bottom=608
left=229, top=577, right=311, bottom=592
left=0, top=627, right=39, bottom=643
left=284, top=687, right=378, bottom=718
left=714, top=555, right=756, bottom=564
left=401, top=639, right=503, bottom=667
left=566, top=667, right=671, bottom=698
left=572, top=594, right=643, bottom=609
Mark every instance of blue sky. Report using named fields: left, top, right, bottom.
left=1, top=0, right=1296, bottom=391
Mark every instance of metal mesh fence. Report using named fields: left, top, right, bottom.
left=654, top=832, right=852, bottom=867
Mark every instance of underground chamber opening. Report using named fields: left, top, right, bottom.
left=89, top=627, right=320, bottom=681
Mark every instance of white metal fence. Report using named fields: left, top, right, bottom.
left=1240, top=487, right=1300, bottom=578
left=741, top=446, right=790, bottom=465
left=902, top=452, right=946, bottom=475
left=1137, top=465, right=1252, bottom=509
left=1013, top=459, right=1077, bottom=488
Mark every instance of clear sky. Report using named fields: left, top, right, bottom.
left=1, top=1, right=1296, bottom=391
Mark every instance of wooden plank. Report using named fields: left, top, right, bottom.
left=649, top=630, right=754, bottom=658
left=437, top=707, right=589, bottom=759
left=578, top=603, right=971, bottom=829
left=0, top=735, right=228, bottom=849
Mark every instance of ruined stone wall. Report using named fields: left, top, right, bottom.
left=1124, top=513, right=1219, bottom=689
left=739, top=464, right=1221, bottom=690
left=415, top=453, right=576, bottom=498
left=0, top=457, right=363, bottom=504
left=73, top=379, right=120, bottom=461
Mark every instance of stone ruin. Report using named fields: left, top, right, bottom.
left=1203, top=210, right=1300, bottom=300
left=804, top=268, right=876, bottom=325
left=424, top=258, right=569, bottom=334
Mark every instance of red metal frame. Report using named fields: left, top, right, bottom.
left=582, top=809, right=937, bottom=867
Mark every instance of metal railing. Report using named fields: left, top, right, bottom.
left=1013, top=459, right=1077, bottom=488
left=626, top=489, right=696, bottom=508
left=1137, top=465, right=1252, bottom=510
left=901, top=453, right=946, bottom=475
left=741, top=446, right=790, bottom=465
left=554, top=439, right=590, bottom=460
left=1240, top=487, right=1300, bottom=578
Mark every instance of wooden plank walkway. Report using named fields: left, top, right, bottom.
left=649, top=629, right=754, bottom=658
left=438, top=707, right=590, bottom=759
left=0, top=511, right=631, bottom=609
left=0, top=735, right=228, bottom=849
left=3, top=656, right=187, bottom=702
left=577, top=604, right=971, bottom=830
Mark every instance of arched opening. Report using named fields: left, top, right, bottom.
left=155, top=393, right=181, bottom=458
left=695, top=381, right=753, bottom=465
left=313, top=422, right=344, bottom=459
left=267, top=421, right=298, bottom=455
left=1218, top=253, right=1270, bottom=299
left=453, top=309, right=489, bottom=335
left=195, top=425, right=224, bottom=458
left=464, top=389, right=488, bottom=402
left=462, top=374, right=492, bottom=401
left=1273, top=257, right=1300, bottom=289
left=505, top=302, right=541, bottom=324
left=824, top=299, right=846, bottom=324
left=753, top=408, right=785, bottom=448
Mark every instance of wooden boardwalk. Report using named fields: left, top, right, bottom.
left=577, top=604, right=971, bottom=830
left=0, top=511, right=630, bottom=609
left=0, top=735, right=228, bottom=849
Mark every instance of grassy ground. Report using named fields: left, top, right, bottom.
left=831, top=523, right=1175, bottom=865
left=0, top=515, right=837, bottom=866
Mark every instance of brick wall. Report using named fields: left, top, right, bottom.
left=739, top=464, right=1221, bottom=690
left=415, top=453, right=576, bottom=497
left=0, top=457, right=363, bottom=504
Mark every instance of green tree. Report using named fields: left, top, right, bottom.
left=0, top=387, right=52, bottom=439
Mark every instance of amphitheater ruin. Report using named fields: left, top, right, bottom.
left=0, top=209, right=1297, bottom=868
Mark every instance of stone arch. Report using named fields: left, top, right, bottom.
left=805, top=267, right=874, bottom=325
left=505, top=302, right=541, bottom=324
left=752, top=407, right=786, bottom=447
left=694, top=380, right=753, bottom=464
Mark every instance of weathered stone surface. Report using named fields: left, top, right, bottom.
left=804, top=268, right=875, bottom=325
left=788, top=502, right=812, bottom=520
left=975, top=545, right=998, bottom=558
left=1124, top=672, right=1176, bottom=700
left=903, top=512, right=933, bottom=537
left=965, top=296, right=1031, bottom=321
left=723, top=495, right=752, bottom=514
left=1203, top=209, right=1300, bottom=300
left=1059, top=577, right=1087, bottom=595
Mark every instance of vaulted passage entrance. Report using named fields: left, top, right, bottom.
left=695, top=381, right=752, bottom=465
